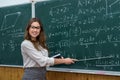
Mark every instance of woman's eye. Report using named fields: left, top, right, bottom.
left=31, top=26, right=40, bottom=29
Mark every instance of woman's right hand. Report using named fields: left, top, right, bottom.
left=63, top=58, right=75, bottom=64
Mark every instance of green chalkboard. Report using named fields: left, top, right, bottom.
left=35, top=0, right=120, bottom=74
left=0, top=4, right=31, bottom=66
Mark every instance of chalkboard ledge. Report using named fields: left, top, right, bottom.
left=47, top=67, right=120, bottom=76
left=0, top=65, right=23, bottom=68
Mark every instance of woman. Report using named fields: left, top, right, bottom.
left=21, top=18, right=75, bottom=80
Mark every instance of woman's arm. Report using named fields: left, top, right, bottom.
left=54, top=58, right=75, bottom=65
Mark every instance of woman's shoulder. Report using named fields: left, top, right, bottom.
left=21, top=40, right=32, bottom=46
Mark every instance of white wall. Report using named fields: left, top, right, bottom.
left=0, top=0, right=49, bottom=7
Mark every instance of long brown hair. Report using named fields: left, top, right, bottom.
left=24, top=17, right=48, bottom=51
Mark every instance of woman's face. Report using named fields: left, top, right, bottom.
left=29, top=22, right=41, bottom=40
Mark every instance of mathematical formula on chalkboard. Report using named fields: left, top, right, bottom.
left=36, top=0, right=120, bottom=72
left=0, top=3, right=31, bottom=65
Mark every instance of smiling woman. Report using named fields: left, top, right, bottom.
left=21, top=17, right=75, bottom=80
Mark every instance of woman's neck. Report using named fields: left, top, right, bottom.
left=31, top=37, right=36, bottom=41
